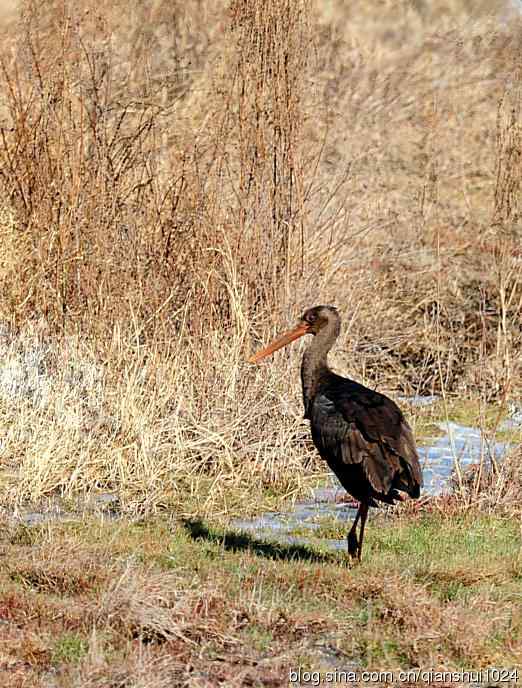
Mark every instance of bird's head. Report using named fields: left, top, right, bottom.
left=300, top=305, right=339, bottom=335
left=248, top=305, right=339, bottom=364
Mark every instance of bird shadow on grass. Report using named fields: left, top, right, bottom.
left=181, top=518, right=345, bottom=565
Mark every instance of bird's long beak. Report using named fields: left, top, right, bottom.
left=248, top=323, right=310, bottom=364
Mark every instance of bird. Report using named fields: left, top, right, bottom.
left=248, top=305, right=423, bottom=561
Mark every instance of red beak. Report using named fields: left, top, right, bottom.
left=248, top=323, right=310, bottom=363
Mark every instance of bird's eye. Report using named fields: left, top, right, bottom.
left=306, top=313, right=317, bottom=324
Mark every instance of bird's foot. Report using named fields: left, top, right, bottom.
left=347, top=530, right=359, bottom=559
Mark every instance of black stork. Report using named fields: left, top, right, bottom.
left=249, top=305, right=423, bottom=560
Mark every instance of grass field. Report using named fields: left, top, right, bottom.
left=1, top=0, right=522, bottom=685
left=1, top=508, right=521, bottom=686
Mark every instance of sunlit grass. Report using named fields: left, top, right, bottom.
left=2, top=509, right=521, bottom=683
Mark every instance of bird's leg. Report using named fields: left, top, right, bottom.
left=356, top=501, right=369, bottom=561
left=347, top=505, right=362, bottom=558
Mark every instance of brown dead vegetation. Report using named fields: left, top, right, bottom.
left=0, top=2, right=520, bottom=513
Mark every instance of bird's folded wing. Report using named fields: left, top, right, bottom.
left=311, top=391, right=422, bottom=496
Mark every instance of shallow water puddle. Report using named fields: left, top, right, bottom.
left=4, top=492, right=120, bottom=528
left=231, top=487, right=355, bottom=552
left=420, top=420, right=510, bottom=494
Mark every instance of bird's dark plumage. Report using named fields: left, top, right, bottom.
left=249, top=304, right=423, bottom=560
left=309, top=375, right=421, bottom=505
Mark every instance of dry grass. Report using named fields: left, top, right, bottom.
left=0, top=511, right=520, bottom=686
left=0, top=1, right=520, bottom=512
left=0, top=319, right=316, bottom=511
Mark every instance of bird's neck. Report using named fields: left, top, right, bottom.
left=301, top=325, right=337, bottom=417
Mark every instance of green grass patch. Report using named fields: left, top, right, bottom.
left=52, top=633, right=89, bottom=665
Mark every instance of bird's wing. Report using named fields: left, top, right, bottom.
left=310, top=387, right=422, bottom=497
